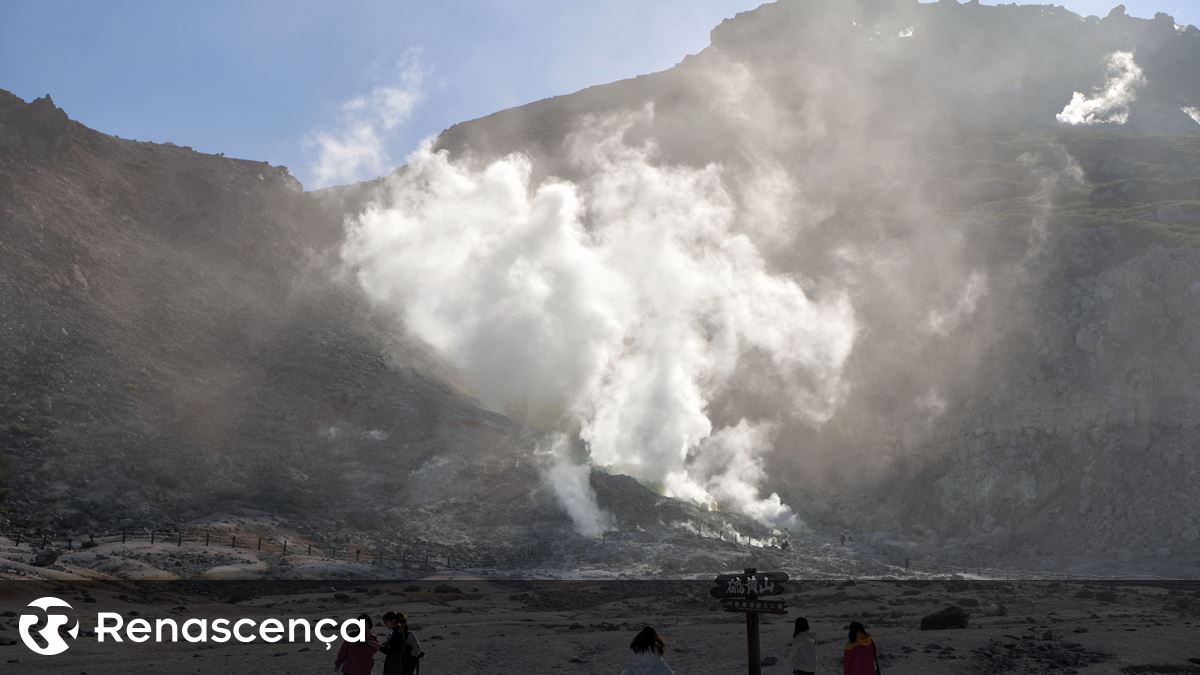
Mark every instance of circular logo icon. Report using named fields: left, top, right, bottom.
left=18, top=597, right=79, bottom=656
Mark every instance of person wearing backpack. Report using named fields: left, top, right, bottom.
left=380, top=611, right=423, bottom=675
left=842, top=621, right=881, bottom=675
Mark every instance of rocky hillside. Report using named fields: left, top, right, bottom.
left=0, top=90, right=533, bottom=536
left=3, top=0, right=1200, bottom=570
left=412, top=0, right=1200, bottom=566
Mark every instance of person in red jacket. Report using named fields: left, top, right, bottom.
left=334, top=613, right=380, bottom=675
left=842, top=621, right=879, bottom=675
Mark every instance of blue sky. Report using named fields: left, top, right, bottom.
left=1, top=1, right=1196, bottom=188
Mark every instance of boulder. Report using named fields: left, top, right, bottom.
left=31, top=549, right=59, bottom=567
left=920, top=606, right=970, bottom=631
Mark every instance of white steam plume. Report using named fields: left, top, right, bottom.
left=1183, top=107, right=1200, bottom=126
left=308, top=50, right=425, bottom=188
left=1056, top=51, right=1144, bottom=126
left=541, top=435, right=612, bottom=538
left=342, top=108, right=857, bottom=532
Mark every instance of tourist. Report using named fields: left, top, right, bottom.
left=842, top=621, right=879, bottom=675
left=787, top=616, right=817, bottom=674
left=620, top=625, right=674, bottom=675
left=334, top=613, right=380, bottom=674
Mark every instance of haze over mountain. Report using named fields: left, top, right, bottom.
left=3, top=0, right=1200, bottom=573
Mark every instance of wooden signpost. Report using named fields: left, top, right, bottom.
left=713, top=568, right=789, bottom=675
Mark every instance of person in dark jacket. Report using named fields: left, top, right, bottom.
left=620, top=626, right=674, bottom=675
left=334, top=613, right=380, bottom=675
left=380, top=611, right=422, bottom=675
left=842, top=621, right=878, bottom=675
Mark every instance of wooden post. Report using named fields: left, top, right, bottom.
left=746, top=612, right=762, bottom=675
left=257, top=537, right=262, bottom=551
left=177, top=531, right=182, bottom=546
left=307, top=543, right=312, bottom=556
left=355, top=549, right=361, bottom=562
left=122, top=530, right=127, bottom=544
left=150, top=530, right=155, bottom=545
left=67, top=538, right=73, bottom=550
left=232, top=535, right=237, bottom=549
left=745, top=568, right=762, bottom=675
left=13, top=532, right=20, bottom=547
left=41, top=534, right=48, bottom=550
left=283, top=540, right=288, bottom=554
left=205, top=533, right=210, bottom=547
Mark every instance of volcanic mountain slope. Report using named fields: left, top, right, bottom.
left=3, top=0, right=1200, bottom=572
left=0, top=90, right=771, bottom=557
left=0, top=90, right=535, bottom=535
left=361, top=0, right=1200, bottom=566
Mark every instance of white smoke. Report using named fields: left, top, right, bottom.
left=342, top=108, right=857, bottom=532
left=541, top=435, right=612, bottom=538
left=1183, top=106, right=1200, bottom=126
left=308, top=50, right=426, bottom=188
left=926, top=271, right=988, bottom=336
left=1056, top=51, right=1145, bottom=126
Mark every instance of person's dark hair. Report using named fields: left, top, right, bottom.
left=630, top=626, right=666, bottom=656
left=847, top=621, right=867, bottom=644
left=382, top=611, right=397, bottom=623
left=793, top=617, right=810, bottom=636
left=357, top=613, right=373, bottom=630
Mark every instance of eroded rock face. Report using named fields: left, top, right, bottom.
left=31, top=548, right=59, bottom=567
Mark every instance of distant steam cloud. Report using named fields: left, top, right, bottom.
left=1183, top=107, right=1200, bottom=126
left=307, top=50, right=425, bottom=188
left=342, top=108, right=857, bottom=532
left=1056, top=51, right=1144, bottom=126
left=927, top=271, right=988, bottom=336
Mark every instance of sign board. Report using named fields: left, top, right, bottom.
left=721, top=598, right=788, bottom=614
left=709, top=570, right=789, bottom=675
left=710, top=571, right=789, bottom=599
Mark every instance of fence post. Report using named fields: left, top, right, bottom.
left=257, top=537, right=262, bottom=551
left=446, top=554, right=451, bottom=569
left=205, top=533, right=210, bottom=547
left=178, top=531, right=183, bottom=547
left=150, top=530, right=155, bottom=546
left=122, top=530, right=127, bottom=544
left=232, top=535, right=237, bottom=549
left=307, top=543, right=312, bottom=556
left=355, top=549, right=361, bottom=562
left=41, top=534, right=48, bottom=550
left=67, top=538, right=73, bottom=550
left=13, top=532, right=20, bottom=546
left=283, top=540, right=287, bottom=555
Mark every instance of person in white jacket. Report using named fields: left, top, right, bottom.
left=787, top=617, right=817, bottom=675
left=620, top=626, right=675, bottom=675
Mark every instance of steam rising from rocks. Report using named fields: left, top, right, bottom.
left=342, top=108, right=856, bottom=533
left=1056, top=51, right=1145, bottom=126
